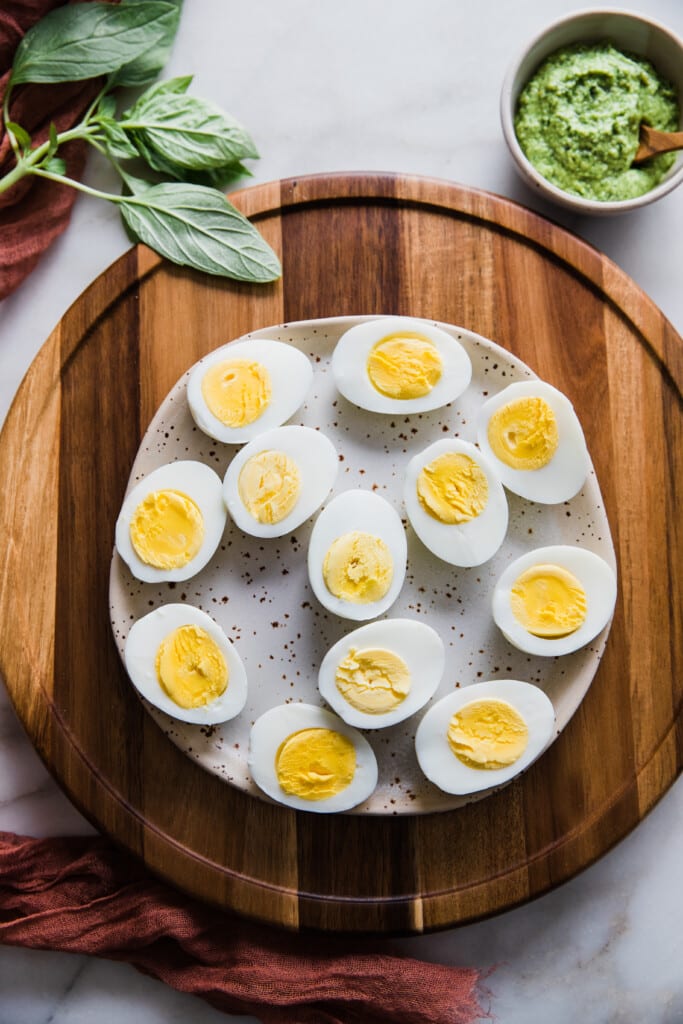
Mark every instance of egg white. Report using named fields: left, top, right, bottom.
left=115, top=460, right=227, bottom=583
left=331, top=316, right=472, bottom=414
left=476, top=380, right=590, bottom=503
left=187, top=338, right=314, bottom=444
left=124, top=603, right=248, bottom=725
left=318, top=618, right=445, bottom=729
left=222, top=425, right=338, bottom=538
left=403, top=438, right=509, bottom=567
left=307, top=490, right=408, bottom=621
left=248, top=703, right=378, bottom=812
left=415, top=679, right=556, bottom=795
left=492, top=544, right=617, bottom=657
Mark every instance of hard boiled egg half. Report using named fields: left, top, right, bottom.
left=187, top=338, right=314, bottom=444
left=415, top=679, right=555, bottom=795
left=249, top=703, right=378, bottom=812
left=222, top=425, right=338, bottom=538
left=332, top=317, right=472, bottom=414
left=318, top=618, right=445, bottom=729
left=125, top=604, right=248, bottom=725
left=307, top=490, right=407, bottom=621
left=115, top=461, right=227, bottom=583
left=403, top=438, right=508, bottom=566
left=476, top=381, right=590, bottom=503
left=492, top=545, right=617, bottom=657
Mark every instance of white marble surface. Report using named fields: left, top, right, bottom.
left=1, top=1, right=682, bottom=1021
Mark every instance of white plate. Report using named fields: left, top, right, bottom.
left=109, top=316, right=616, bottom=814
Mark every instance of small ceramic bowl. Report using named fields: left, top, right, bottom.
left=500, top=8, right=683, bottom=215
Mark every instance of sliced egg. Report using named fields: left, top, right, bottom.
left=222, top=425, right=338, bottom=538
left=476, top=380, right=590, bottom=503
left=331, top=316, right=472, bottom=414
left=307, top=490, right=407, bottom=621
left=187, top=338, right=314, bottom=444
left=318, top=618, right=445, bottom=729
left=415, top=679, right=556, bottom=795
left=492, top=544, right=617, bottom=656
left=124, top=603, right=248, bottom=725
left=248, top=703, right=378, bottom=812
left=115, top=461, right=227, bottom=583
left=403, top=438, right=508, bottom=566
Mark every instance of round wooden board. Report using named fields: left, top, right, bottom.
left=0, top=173, right=681, bottom=935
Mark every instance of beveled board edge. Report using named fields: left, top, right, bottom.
left=0, top=173, right=681, bottom=935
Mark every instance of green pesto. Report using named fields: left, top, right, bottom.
left=514, top=42, right=679, bottom=201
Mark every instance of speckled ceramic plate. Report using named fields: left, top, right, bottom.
left=109, top=315, right=616, bottom=814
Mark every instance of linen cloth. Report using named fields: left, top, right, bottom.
left=0, top=1, right=103, bottom=300
left=0, top=831, right=486, bottom=1024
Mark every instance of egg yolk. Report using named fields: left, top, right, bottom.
left=448, top=698, right=529, bottom=770
left=129, top=489, right=204, bottom=569
left=275, top=727, right=356, bottom=800
left=487, top=396, right=559, bottom=470
left=511, top=563, right=587, bottom=638
left=417, top=452, right=489, bottom=524
left=155, top=624, right=228, bottom=709
left=323, top=531, right=393, bottom=604
left=201, top=358, right=271, bottom=427
left=335, top=647, right=411, bottom=713
left=366, top=334, right=443, bottom=399
left=238, top=449, right=301, bottom=524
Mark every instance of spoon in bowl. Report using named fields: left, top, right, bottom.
left=633, top=124, right=683, bottom=165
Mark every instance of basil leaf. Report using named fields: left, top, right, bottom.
left=42, top=157, right=67, bottom=176
left=121, top=135, right=189, bottom=180
left=113, top=77, right=193, bottom=163
left=118, top=183, right=281, bottom=282
left=100, top=118, right=140, bottom=161
left=110, top=0, right=182, bottom=88
left=47, top=122, right=59, bottom=158
left=119, top=166, right=155, bottom=195
left=6, top=121, right=31, bottom=150
left=183, top=162, right=253, bottom=191
left=123, top=92, right=259, bottom=171
left=128, top=74, right=193, bottom=102
left=115, top=132, right=250, bottom=189
left=97, top=95, right=118, bottom=120
left=11, top=1, right=179, bottom=85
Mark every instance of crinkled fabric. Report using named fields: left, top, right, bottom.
left=0, top=2, right=104, bottom=300
left=0, top=831, right=487, bottom=1024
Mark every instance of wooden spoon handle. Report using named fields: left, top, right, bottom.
left=633, top=125, right=683, bottom=164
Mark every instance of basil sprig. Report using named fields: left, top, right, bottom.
left=1, top=1, right=280, bottom=285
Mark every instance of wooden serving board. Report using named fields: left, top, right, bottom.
left=0, top=173, right=681, bottom=935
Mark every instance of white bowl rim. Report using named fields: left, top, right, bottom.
left=500, top=6, right=683, bottom=213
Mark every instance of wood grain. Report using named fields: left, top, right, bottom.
left=0, top=173, right=681, bottom=934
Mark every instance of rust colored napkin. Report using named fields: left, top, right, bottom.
left=0, top=1, right=105, bottom=301
left=0, top=831, right=486, bottom=1024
